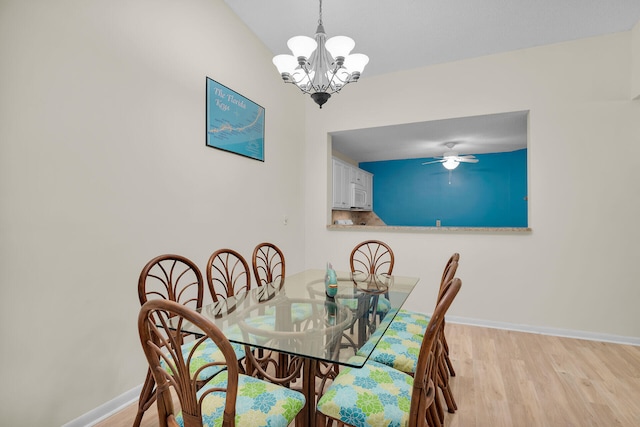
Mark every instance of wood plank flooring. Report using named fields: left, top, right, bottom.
left=97, top=323, right=640, bottom=427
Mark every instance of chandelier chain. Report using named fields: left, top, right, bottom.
left=318, top=0, right=323, bottom=26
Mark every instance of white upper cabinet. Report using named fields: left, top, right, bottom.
left=332, top=158, right=350, bottom=209
left=362, top=171, right=373, bottom=210
left=332, top=158, right=373, bottom=211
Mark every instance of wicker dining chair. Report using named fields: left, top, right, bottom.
left=438, top=253, right=460, bottom=377
left=317, top=277, right=462, bottom=427
left=348, top=240, right=396, bottom=330
left=133, top=254, right=204, bottom=427
left=206, top=248, right=282, bottom=378
left=206, top=249, right=252, bottom=302
left=251, top=242, right=311, bottom=321
left=252, top=242, right=286, bottom=289
left=138, top=299, right=306, bottom=427
left=350, top=239, right=395, bottom=276
left=249, top=242, right=313, bottom=383
left=392, top=253, right=459, bottom=378
left=356, top=253, right=460, bottom=419
left=134, top=254, right=244, bottom=427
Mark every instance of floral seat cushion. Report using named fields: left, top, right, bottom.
left=264, top=302, right=314, bottom=323
left=356, top=328, right=422, bottom=374
left=223, top=315, right=277, bottom=345
left=176, top=371, right=306, bottom=427
left=388, top=309, right=430, bottom=336
left=339, top=295, right=392, bottom=314
left=316, top=356, right=414, bottom=427
left=356, top=308, right=429, bottom=375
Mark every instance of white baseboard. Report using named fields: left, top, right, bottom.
left=446, top=315, right=640, bottom=347
left=62, top=385, right=142, bottom=427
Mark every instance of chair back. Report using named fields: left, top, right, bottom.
left=252, top=242, right=285, bottom=289
left=138, top=254, right=204, bottom=309
left=410, top=277, right=461, bottom=427
left=206, top=249, right=251, bottom=302
left=438, top=256, right=459, bottom=301
left=138, top=299, right=240, bottom=427
left=440, top=253, right=460, bottom=286
left=350, top=240, right=395, bottom=275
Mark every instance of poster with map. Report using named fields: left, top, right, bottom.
left=206, top=77, right=265, bottom=161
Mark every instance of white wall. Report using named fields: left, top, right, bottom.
left=633, top=20, right=640, bottom=99
left=0, top=0, right=306, bottom=425
left=304, top=32, right=640, bottom=340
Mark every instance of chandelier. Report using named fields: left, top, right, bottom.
left=272, top=0, right=369, bottom=108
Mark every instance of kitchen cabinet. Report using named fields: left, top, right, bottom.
left=332, top=158, right=373, bottom=211
left=332, top=159, right=350, bottom=209
left=362, top=171, right=373, bottom=210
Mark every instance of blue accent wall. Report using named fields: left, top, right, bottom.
left=359, top=149, right=527, bottom=227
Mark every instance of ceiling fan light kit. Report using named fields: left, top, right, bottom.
left=421, top=142, right=479, bottom=170
left=442, top=158, right=460, bottom=170
left=272, top=0, right=369, bottom=108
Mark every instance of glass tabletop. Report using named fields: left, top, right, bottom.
left=191, top=269, right=419, bottom=367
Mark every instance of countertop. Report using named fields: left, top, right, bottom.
left=327, top=224, right=532, bottom=233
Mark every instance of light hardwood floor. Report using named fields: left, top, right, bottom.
left=98, top=323, right=640, bottom=427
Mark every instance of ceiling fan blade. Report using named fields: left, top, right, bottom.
left=421, top=160, right=444, bottom=165
left=457, top=157, right=479, bottom=163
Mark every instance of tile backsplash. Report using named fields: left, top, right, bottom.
left=331, top=210, right=386, bottom=226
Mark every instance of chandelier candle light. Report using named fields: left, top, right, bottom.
left=272, top=0, right=369, bottom=108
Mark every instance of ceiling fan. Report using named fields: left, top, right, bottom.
left=421, top=142, right=479, bottom=170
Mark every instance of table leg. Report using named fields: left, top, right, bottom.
left=297, top=357, right=317, bottom=427
left=357, top=295, right=372, bottom=348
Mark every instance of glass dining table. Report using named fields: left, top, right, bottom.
left=187, top=269, right=420, bottom=426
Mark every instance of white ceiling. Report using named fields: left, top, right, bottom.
left=224, top=0, right=640, bottom=78
left=331, top=111, right=529, bottom=162
left=224, top=0, right=640, bottom=161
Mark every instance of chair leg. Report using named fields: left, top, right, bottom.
left=243, top=349, right=255, bottom=377
left=154, top=385, right=174, bottom=427
left=441, top=387, right=457, bottom=414
left=442, top=334, right=456, bottom=377
left=438, top=357, right=457, bottom=413
left=427, top=401, right=442, bottom=427
left=238, top=357, right=246, bottom=375
left=433, top=383, right=445, bottom=424
left=133, top=369, right=156, bottom=427
left=444, top=352, right=456, bottom=377
left=316, top=411, right=339, bottom=426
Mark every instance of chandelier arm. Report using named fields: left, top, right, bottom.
left=294, top=62, right=315, bottom=95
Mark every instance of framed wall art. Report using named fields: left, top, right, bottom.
left=205, top=77, right=265, bottom=162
